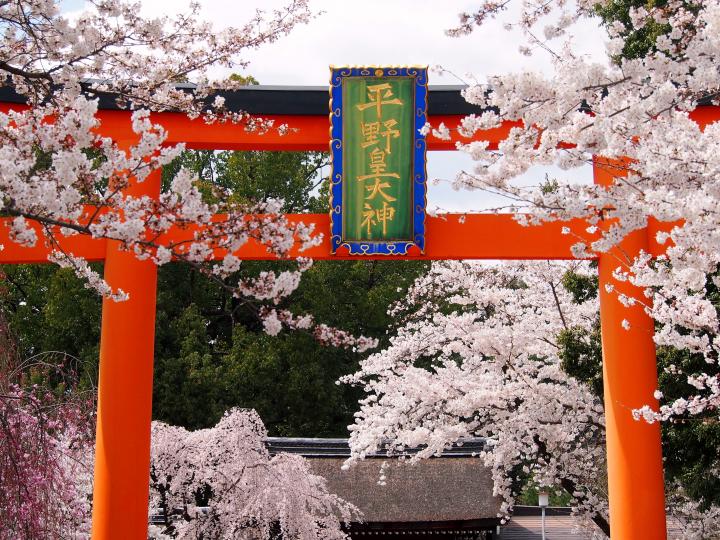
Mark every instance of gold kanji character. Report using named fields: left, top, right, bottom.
left=380, top=119, right=400, bottom=153
left=361, top=203, right=377, bottom=235
left=356, top=83, right=403, bottom=117
left=361, top=119, right=400, bottom=153
left=356, top=148, right=400, bottom=182
left=361, top=121, right=380, bottom=148
left=360, top=201, right=396, bottom=236
left=365, top=178, right=397, bottom=202
left=375, top=201, right=396, bottom=236
left=368, top=147, right=386, bottom=174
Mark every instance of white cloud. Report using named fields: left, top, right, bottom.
left=139, top=1, right=609, bottom=85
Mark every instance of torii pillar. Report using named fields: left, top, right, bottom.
left=594, top=157, right=666, bottom=539
left=91, top=151, right=161, bottom=538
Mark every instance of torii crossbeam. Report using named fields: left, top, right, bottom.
left=2, top=87, right=719, bottom=540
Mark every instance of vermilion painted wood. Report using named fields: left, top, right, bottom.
left=690, top=105, right=720, bottom=127
left=90, top=163, right=160, bottom=540
left=0, top=227, right=107, bottom=263
left=0, top=98, right=716, bottom=540
left=594, top=157, right=666, bottom=540
left=3, top=100, right=719, bottom=151
left=0, top=212, right=681, bottom=264
left=0, top=102, right=519, bottom=151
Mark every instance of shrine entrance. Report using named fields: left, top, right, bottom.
left=2, top=80, right=718, bottom=540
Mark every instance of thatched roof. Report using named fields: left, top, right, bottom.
left=266, top=438, right=501, bottom=528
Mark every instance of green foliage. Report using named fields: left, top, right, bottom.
left=594, top=1, right=703, bottom=62
left=561, top=268, right=598, bottom=304
left=657, top=346, right=720, bottom=507
left=539, top=174, right=560, bottom=195
left=558, top=269, right=604, bottom=398
left=595, top=0, right=671, bottom=60
left=150, top=257, right=425, bottom=434
left=1, top=149, right=425, bottom=439
left=558, top=324, right=604, bottom=399
left=0, top=265, right=101, bottom=387
left=161, top=150, right=328, bottom=212
left=517, top=483, right=573, bottom=507
left=228, top=74, right=259, bottom=86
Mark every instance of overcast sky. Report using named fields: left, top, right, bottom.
left=138, top=1, right=609, bottom=86
left=62, top=0, right=608, bottom=210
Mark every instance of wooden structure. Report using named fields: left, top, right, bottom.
left=2, top=84, right=719, bottom=539
left=266, top=437, right=500, bottom=539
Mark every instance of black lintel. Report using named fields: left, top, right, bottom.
left=0, top=83, right=483, bottom=115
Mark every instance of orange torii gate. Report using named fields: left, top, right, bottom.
left=1, top=86, right=719, bottom=540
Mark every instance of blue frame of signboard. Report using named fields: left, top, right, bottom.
left=329, top=65, right=428, bottom=255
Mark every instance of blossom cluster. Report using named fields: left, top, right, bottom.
left=1, top=0, right=310, bottom=289
left=148, top=408, right=359, bottom=539
left=0, top=0, right=375, bottom=348
left=0, top=353, right=95, bottom=539
left=344, top=261, right=608, bottom=529
left=436, top=0, right=720, bottom=423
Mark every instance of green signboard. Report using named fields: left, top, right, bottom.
left=330, top=66, right=428, bottom=256
left=343, top=77, right=414, bottom=241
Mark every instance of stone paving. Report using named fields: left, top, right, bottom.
left=498, top=513, right=686, bottom=539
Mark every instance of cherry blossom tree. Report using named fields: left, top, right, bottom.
left=666, top=486, right=720, bottom=540
left=148, top=408, right=358, bottom=539
left=0, top=0, right=374, bottom=349
left=0, top=331, right=95, bottom=539
left=343, top=260, right=720, bottom=537
left=344, top=2, right=720, bottom=533
left=1, top=328, right=357, bottom=539
left=0, top=384, right=94, bottom=538
left=432, top=0, right=720, bottom=422
left=343, top=260, right=611, bottom=533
